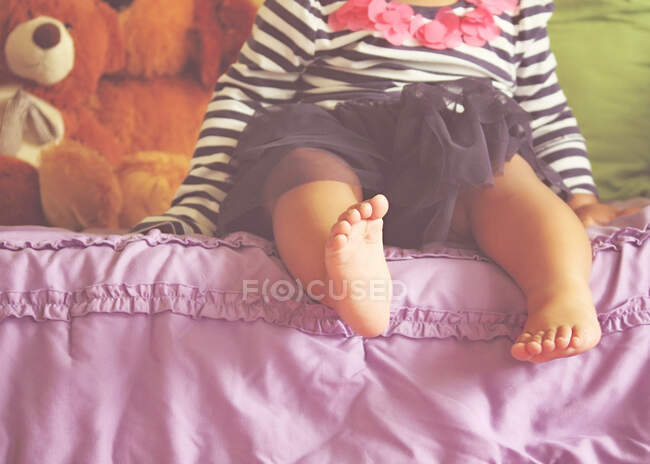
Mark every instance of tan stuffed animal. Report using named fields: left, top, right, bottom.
left=0, top=0, right=257, bottom=230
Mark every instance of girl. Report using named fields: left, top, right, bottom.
left=133, top=0, right=628, bottom=363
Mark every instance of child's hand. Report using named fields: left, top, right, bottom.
left=568, top=193, right=640, bottom=227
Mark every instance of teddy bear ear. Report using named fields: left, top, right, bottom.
left=0, top=0, right=15, bottom=41
left=197, top=0, right=258, bottom=88
left=0, top=1, right=15, bottom=77
left=191, top=0, right=224, bottom=89
left=96, top=0, right=126, bottom=73
left=0, top=0, right=15, bottom=24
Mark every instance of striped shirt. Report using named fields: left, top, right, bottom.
left=132, top=0, right=597, bottom=236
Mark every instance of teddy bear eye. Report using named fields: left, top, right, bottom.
left=27, top=10, right=34, bottom=19
left=64, top=23, right=73, bottom=30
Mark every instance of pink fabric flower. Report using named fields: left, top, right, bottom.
left=413, top=7, right=462, bottom=50
left=367, top=0, right=415, bottom=45
left=466, top=0, right=518, bottom=15
left=460, top=7, right=501, bottom=46
left=328, top=0, right=375, bottom=31
left=327, top=0, right=506, bottom=50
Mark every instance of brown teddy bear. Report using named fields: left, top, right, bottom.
left=0, top=0, right=258, bottom=230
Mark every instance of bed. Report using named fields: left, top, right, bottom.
left=1, top=0, right=649, bottom=463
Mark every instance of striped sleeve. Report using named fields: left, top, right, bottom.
left=131, top=0, right=323, bottom=236
left=513, top=0, right=598, bottom=196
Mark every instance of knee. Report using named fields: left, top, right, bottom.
left=262, top=146, right=362, bottom=213
left=463, top=154, right=543, bottom=215
left=476, top=154, right=539, bottom=198
left=269, top=147, right=359, bottom=180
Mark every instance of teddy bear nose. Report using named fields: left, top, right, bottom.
left=32, top=23, right=61, bottom=50
left=102, top=0, right=134, bottom=11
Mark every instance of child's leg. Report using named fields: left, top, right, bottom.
left=458, top=154, right=601, bottom=363
left=262, top=148, right=392, bottom=337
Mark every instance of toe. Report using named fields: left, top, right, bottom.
left=326, top=233, right=347, bottom=251
left=555, top=325, right=572, bottom=349
left=525, top=331, right=544, bottom=356
left=511, top=342, right=533, bottom=361
left=330, top=220, right=351, bottom=238
left=570, top=325, right=584, bottom=349
left=341, top=207, right=362, bottom=225
left=368, top=194, right=389, bottom=219
left=357, top=201, right=373, bottom=219
left=541, top=328, right=557, bottom=353
left=511, top=332, right=534, bottom=361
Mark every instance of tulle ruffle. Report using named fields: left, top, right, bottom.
left=218, top=77, right=571, bottom=248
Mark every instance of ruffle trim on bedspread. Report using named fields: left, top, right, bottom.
left=0, top=223, right=648, bottom=340
left=0, top=228, right=489, bottom=262
left=2, top=222, right=647, bottom=259
left=1, top=284, right=648, bottom=341
left=589, top=222, right=650, bottom=254
left=0, top=229, right=277, bottom=254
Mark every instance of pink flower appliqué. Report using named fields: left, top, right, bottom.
left=328, top=0, right=515, bottom=50
left=466, top=0, right=518, bottom=15
left=412, top=7, right=462, bottom=50
left=460, top=7, right=500, bottom=46
left=367, top=0, right=414, bottom=45
left=328, top=0, right=375, bottom=31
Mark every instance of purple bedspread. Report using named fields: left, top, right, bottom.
left=1, top=207, right=649, bottom=463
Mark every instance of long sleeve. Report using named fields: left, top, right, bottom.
left=131, top=0, right=323, bottom=235
left=513, top=0, right=598, bottom=196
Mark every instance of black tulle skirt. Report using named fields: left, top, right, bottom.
left=217, top=77, right=570, bottom=249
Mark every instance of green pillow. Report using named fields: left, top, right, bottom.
left=548, top=0, right=650, bottom=200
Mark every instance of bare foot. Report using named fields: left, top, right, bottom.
left=323, top=194, right=392, bottom=337
left=511, top=284, right=602, bottom=363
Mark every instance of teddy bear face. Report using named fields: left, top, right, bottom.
left=1, top=0, right=124, bottom=107
left=5, top=13, right=75, bottom=86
